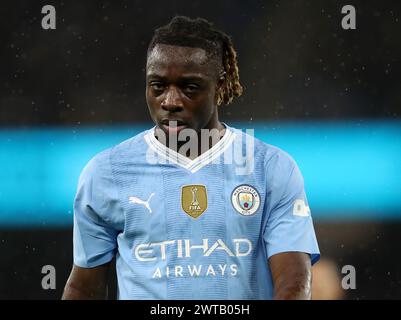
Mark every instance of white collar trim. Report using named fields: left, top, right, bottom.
left=144, top=127, right=235, bottom=173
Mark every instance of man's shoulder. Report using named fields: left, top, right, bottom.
left=229, top=125, right=297, bottom=170
left=110, top=128, right=151, bottom=156
left=82, top=128, right=152, bottom=174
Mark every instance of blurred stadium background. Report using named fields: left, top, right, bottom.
left=1, top=0, right=400, bottom=299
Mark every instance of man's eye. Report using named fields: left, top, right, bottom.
left=184, top=84, right=199, bottom=93
left=150, top=82, right=165, bottom=91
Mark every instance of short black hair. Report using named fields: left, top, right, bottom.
left=148, top=16, right=243, bottom=106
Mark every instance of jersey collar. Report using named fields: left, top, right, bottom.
left=144, top=125, right=236, bottom=173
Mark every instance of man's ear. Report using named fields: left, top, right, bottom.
left=218, top=70, right=226, bottom=86
left=215, top=70, right=226, bottom=106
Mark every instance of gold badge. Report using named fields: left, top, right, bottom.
left=181, top=185, right=207, bottom=218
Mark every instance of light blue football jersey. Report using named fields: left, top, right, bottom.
left=73, top=125, right=320, bottom=299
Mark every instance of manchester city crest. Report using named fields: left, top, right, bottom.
left=231, top=185, right=260, bottom=216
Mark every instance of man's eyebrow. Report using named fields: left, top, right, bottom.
left=147, top=73, right=209, bottom=81
left=146, top=73, right=166, bottom=79
left=180, top=75, right=208, bottom=82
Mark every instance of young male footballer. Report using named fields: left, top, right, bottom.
left=62, top=16, right=320, bottom=300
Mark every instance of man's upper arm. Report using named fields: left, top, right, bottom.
left=73, top=152, right=121, bottom=268
left=263, top=152, right=320, bottom=264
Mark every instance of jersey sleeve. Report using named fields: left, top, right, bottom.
left=73, top=151, right=121, bottom=268
left=263, top=153, right=320, bottom=265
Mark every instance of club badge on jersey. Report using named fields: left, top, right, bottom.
left=231, top=184, right=260, bottom=216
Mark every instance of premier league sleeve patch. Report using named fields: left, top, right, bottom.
left=231, top=184, right=260, bottom=216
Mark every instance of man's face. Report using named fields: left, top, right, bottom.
left=146, top=44, right=222, bottom=135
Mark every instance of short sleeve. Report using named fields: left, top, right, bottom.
left=263, top=154, right=320, bottom=265
left=73, top=152, right=121, bottom=268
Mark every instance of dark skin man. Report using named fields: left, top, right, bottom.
left=62, top=43, right=313, bottom=300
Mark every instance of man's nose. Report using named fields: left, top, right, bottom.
left=161, top=86, right=184, bottom=112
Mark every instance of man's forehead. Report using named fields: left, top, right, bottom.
left=147, top=44, right=219, bottom=72
left=150, top=44, right=208, bottom=60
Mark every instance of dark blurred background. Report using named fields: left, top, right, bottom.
left=1, top=0, right=400, bottom=299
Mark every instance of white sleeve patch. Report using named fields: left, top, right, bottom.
left=293, top=199, right=310, bottom=217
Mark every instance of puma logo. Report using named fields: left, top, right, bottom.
left=129, top=193, right=155, bottom=213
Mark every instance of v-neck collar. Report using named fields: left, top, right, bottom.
left=144, top=125, right=236, bottom=173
